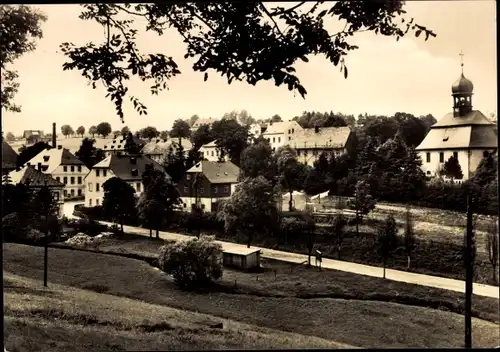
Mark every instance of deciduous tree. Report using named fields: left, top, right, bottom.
left=188, top=114, right=200, bottom=127
left=59, top=2, right=435, bottom=121
left=124, top=132, right=142, bottom=154
left=5, top=132, right=15, bottom=142
left=441, top=155, right=463, bottom=182
left=102, top=177, right=137, bottom=233
left=191, top=124, right=214, bottom=150
left=211, top=118, right=250, bottom=165
left=96, top=122, right=112, bottom=138
left=403, top=205, right=416, bottom=270
left=120, top=125, right=130, bottom=137
left=139, top=126, right=160, bottom=140
left=239, top=139, right=276, bottom=181
left=162, top=142, right=186, bottom=184
left=1, top=5, right=47, bottom=112
left=377, top=214, right=399, bottom=279
left=348, top=180, right=376, bottom=236
left=61, top=124, right=74, bottom=138
left=276, top=146, right=307, bottom=211
left=76, top=126, right=85, bottom=137
left=75, top=138, right=105, bottom=168
left=485, top=219, right=499, bottom=284
left=89, top=125, right=98, bottom=137
left=170, top=119, right=191, bottom=138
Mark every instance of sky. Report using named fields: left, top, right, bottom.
left=2, top=1, right=497, bottom=135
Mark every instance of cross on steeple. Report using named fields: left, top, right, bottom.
left=459, top=50, right=464, bottom=73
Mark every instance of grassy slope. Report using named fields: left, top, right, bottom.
left=4, top=243, right=499, bottom=349
left=5, top=273, right=350, bottom=351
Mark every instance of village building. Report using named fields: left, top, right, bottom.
left=416, top=65, right=497, bottom=181
left=191, top=117, right=217, bottom=131
left=177, top=160, right=240, bottom=213
left=23, top=130, right=44, bottom=145
left=84, top=154, right=168, bottom=207
left=261, top=120, right=304, bottom=152
left=141, top=137, right=193, bottom=163
left=199, top=140, right=229, bottom=162
left=2, top=139, right=19, bottom=175
left=289, top=126, right=355, bottom=165
left=102, top=134, right=147, bottom=157
left=5, top=164, right=65, bottom=217
left=25, top=145, right=89, bottom=198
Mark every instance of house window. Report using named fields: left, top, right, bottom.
left=136, top=183, right=141, bottom=192
left=96, top=199, right=100, bottom=206
left=96, top=183, right=100, bottom=192
left=78, top=189, right=82, bottom=196
left=77, top=176, right=82, bottom=184
left=64, top=190, right=68, bottom=197
left=273, top=137, right=275, bottom=143
left=96, top=169, right=100, bottom=177
left=289, top=136, right=291, bottom=141
left=426, top=171, right=431, bottom=175
left=63, top=176, right=68, bottom=184
left=89, top=199, right=92, bottom=206
left=439, top=152, right=444, bottom=163
left=88, top=183, right=93, bottom=192
left=103, top=170, right=107, bottom=177
left=70, top=177, right=75, bottom=185
left=70, top=189, right=75, bottom=196
left=71, top=166, right=75, bottom=172
left=52, top=192, right=59, bottom=201
left=224, top=185, right=229, bottom=193
left=63, top=166, right=67, bottom=172
left=200, top=186, right=204, bottom=194
left=214, top=186, right=218, bottom=194
left=453, top=151, right=458, bottom=159
left=56, top=177, right=60, bottom=182
left=78, top=166, right=82, bottom=172
left=211, top=150, right=214, bottom=157
left=292, top=128, right=294, bottom=133
left=426, top=153, right=431, bottom=163
left=278, top=137, right=281, bottom=143
left=184, top=185, right=188, bottom=192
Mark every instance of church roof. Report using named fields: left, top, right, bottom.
left=451, top=73, right=474, bottom=95
left=416, top=125, right=497, bottom=151
left=432, top=110, right=494, bottom=128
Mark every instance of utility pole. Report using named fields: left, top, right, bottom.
left=464, top=194, right=474, bottom=349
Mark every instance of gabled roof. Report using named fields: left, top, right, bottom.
left=192, top=118, right=217, bottom=129
left=92, top=154, right=169, bottom=181
left=2, top=140, right=19, bottom=170
left=26, top=147, right=85, bottom=173
left=432, top=110, right=494, bottom=128
left=187, top=160, right=239, bottom=184
left=415, top=125, right=497, bottom=150
left=262, top=120, right=302, bottom=135
left=6, top=165, right=64, bottom=187
left=200, top=140, right=217, bottom=149
left=142, top=138, right=193, bottom=155
left=290, top=127, right=352, bottom=149
left=103, top=135, right=147, bottom=152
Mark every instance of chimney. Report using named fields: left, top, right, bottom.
left=52, top=122, right=57, bottom=148
left=37, top=162, right=42, bottom=171
left=314, top=126, right=319, bottom=133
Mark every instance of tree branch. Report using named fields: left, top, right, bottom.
left=113, top=4, right=147, bottom=17
left=259, top=3, right=284, bottom=37
left=269, top=2, right=307, bottom=16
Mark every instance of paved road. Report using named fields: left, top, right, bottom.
left=62, top=201, right=500, bottom=299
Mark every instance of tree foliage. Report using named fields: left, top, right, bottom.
left=170, top=119, right=191, bottom=138
left=441, top=155, right=463, bottom=181
left=59, top=2, right=435, bottom=121
left=485, top=219, right=499, bottom=284
left=239, top=139, right=276, bottom=181
left=211, top=118, right=250, bottom=165
left=348, top=180, right=376, bottom=234
left=191, top=123, right=214, bottom=150
left=6, top=132, right=15, bottom=142
left=89, top=125, right=98, bottom=137
left=96, top=122, right=112, bottom=137
left=75, top=137, right=105, bottom=168
left=61, top=124, right=74, bottom=138
left=102, top=176, right=137, bottom=233
left=376, top=214, right=399, bottom=278
left=123, top=132, right=142, bottom=154
left=1, top=5, right=47, bottom=112
left=139, top=126, right=159, bottom=140
left=158, top=236, right=223, bottom=289
left=276, top=146, right=307, bottom=211
left=76, top=125, right=85, bottom=137
left=120, top=125, right=130, bottom=137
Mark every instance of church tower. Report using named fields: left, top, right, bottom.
left=451, top=52, right=474, bottom=117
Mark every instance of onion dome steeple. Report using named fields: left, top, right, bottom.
left=452, top=50, right=473, bottom=117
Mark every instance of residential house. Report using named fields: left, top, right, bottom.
left=102, top=134, right=147, bottom=157
left=191, top=117, right=217, bottom=131
left=2, top=139, right=19, bottom=175
left=199, top=140, right=229, bottom=162
left=177, top=160, right=240, bottom=212
left=25, top=145, right=89, bottom=198
left=23, top=130, right=44, bottom=145
left=416, top=69, right=497, bottom=182
left=290, top=126, right=355, bottom=165
left=261, top=120, right=304, bottom=152
left=142, top=137, right=193, bottom=163
left=84, top=154, right=168, bottom=207
left=5, top=164, right=65, bottom=217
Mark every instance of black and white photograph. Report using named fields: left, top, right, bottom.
left=1, top=1, right=499, bottom=350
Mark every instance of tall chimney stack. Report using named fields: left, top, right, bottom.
left=52, top=122, right=57, bottom=148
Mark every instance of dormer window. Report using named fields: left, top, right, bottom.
left=442, top=137, right=449, bottom=142
left=131, top=168, right=138, bottom=176
left=43, top=156, right=49, bottom=162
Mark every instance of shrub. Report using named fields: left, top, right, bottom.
left=72, top=218, right=106, bottom=237
left=2, top=212, right=27, bottom=242
left=157, top=235, right=223, bottom=289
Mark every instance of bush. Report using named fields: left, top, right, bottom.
left=157, top=235, right=223, bottom=289
left=71, top=218, right=107, bottom=237
left=2, top=212, right=25, bottom=242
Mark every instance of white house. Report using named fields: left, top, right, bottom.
left=416, top=69, right=497, bottom=182
left=261, top=120, right=304, bottom=152
left=290, top=126, right=355, bottom=166
left=84, top=154, right=168, bottom=207
left=25, top=145, right=89, bottom=198
left=199, top=140, right=229, bottom=162
left=141, top=137, right=193, bottom=163
left=102, top=134, right=147, bottom=157
left=5, top=164, right=65, bottom=217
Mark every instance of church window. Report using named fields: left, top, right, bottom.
left=439, top=152, right=444, bottom=163
left=426, top=153, right=431, bottom=163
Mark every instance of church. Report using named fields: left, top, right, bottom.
left=416, top=63, right=497, bottom=182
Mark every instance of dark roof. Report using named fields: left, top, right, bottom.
left=416, top=125, right=497, bottom=150
left=432, top=110, right=494, bottom=128
left=2, top=140, right=19, bottom=170
left=27, top=147, right=85, bottom=173
left=103, top=135, right=146, bottom=151
left=93, top=154, right=170, bottom=181
left=187, top=160, right=239, bottom=184
left=6, top=165, right=64, bottom=187
left=451, top=73, right=474, bottom=94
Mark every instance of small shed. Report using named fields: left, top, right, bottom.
left=222, top=247, right=261, bottom=271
